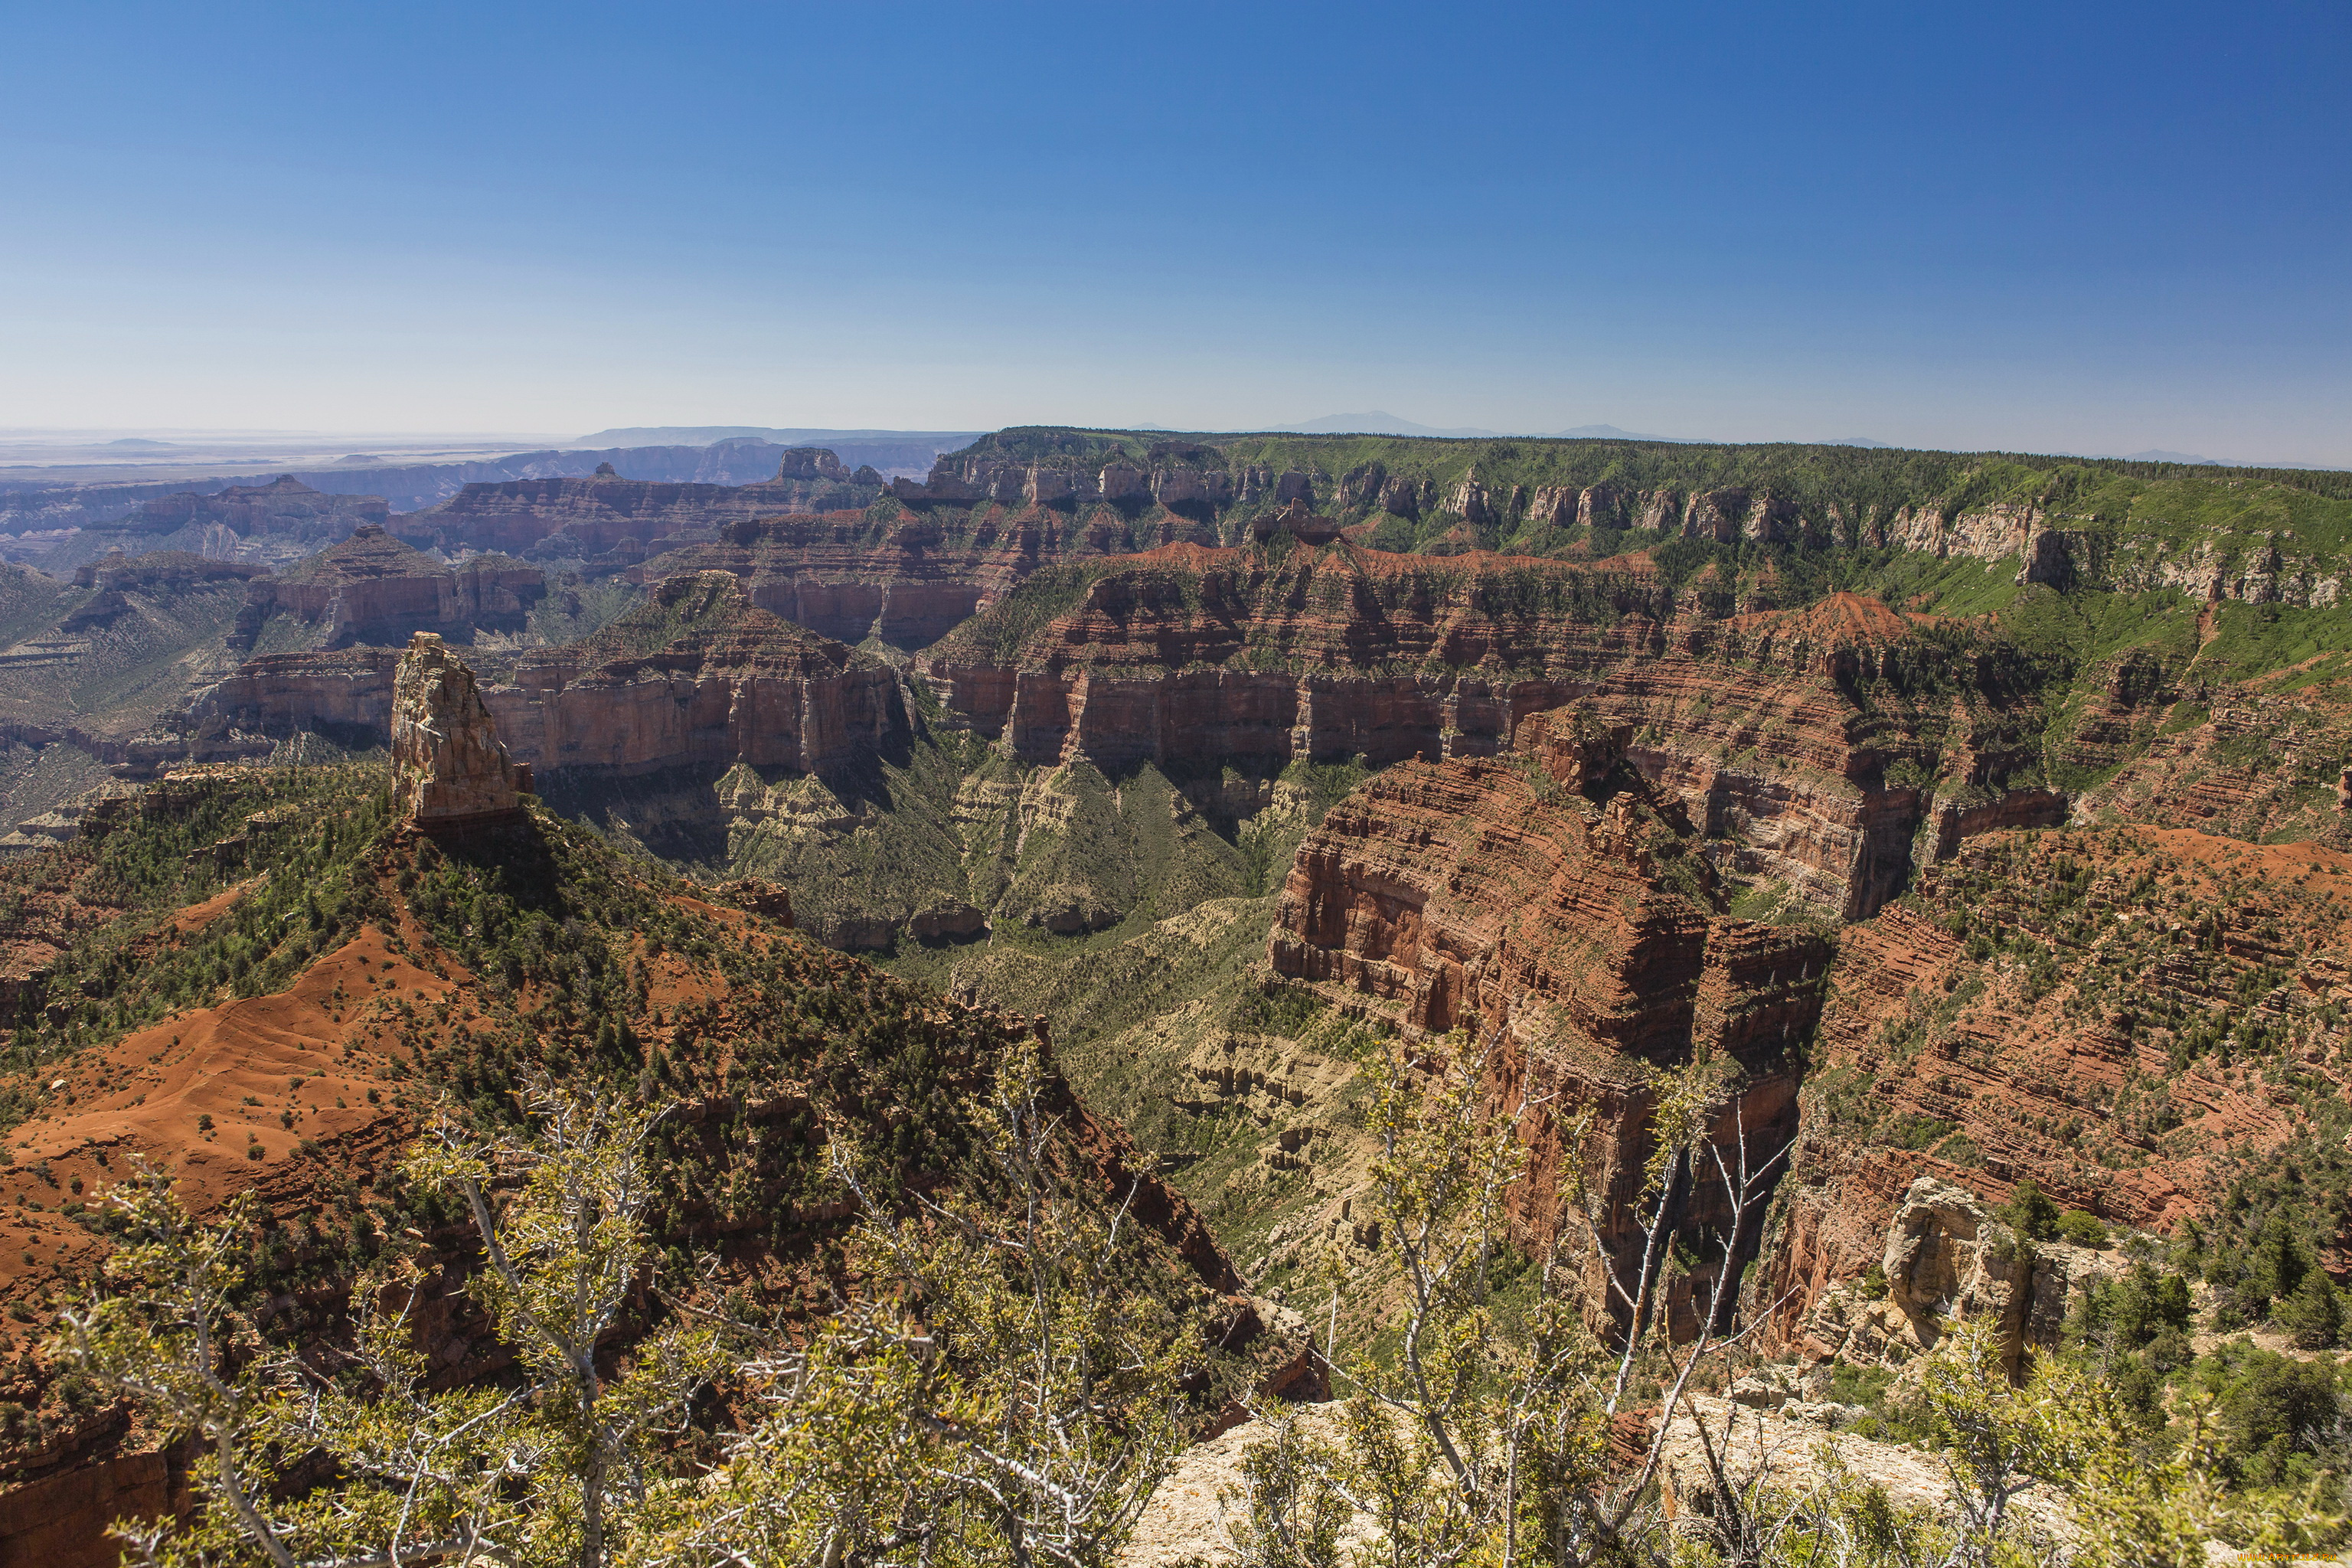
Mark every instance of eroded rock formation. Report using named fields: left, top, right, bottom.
left=390, top=633, right=528, bottom=827
left=1269, top=706, right=1832, bottom=1331
left=926, top=547, right=2056, bottom=919
left=183, top=575, right=910, bottom=792
left=230, top=525, right=546, bottom=651
left=486, top=573, right=907, bottom=779
left=1759, top=820, right=2352, bottom=1345
left=642, top=501, right=1220, bottom=648
left=392, top=450, right=887, bottom=563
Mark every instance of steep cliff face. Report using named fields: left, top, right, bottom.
left=181, top=574, right=910, bottom=789
left=230, top=525, right=547, bottom=652
left=390, top=632, right=528, bottom=827
left=925, top=547, right=2050, bottom=920
left=1268, top=707, right=1831, bottom=1328
left=889, top=426, right=2352, bottom=611
left=920, top=542, right=1664, bottom=771
left=392, top=451, right=887, bottom=562
left=175, top=646, right=406, bottom=757
left=488, top=572, right=908, bottom=780
left=1761, top=821, right=2352, bottom=1348
left=640, top=501, right=1221, bottom=648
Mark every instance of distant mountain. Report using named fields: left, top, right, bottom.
left=1545, top=423, right=1692, bottom=443
left=1817, top=436, right=1895, bottom=449
left=2119, top=448, right=2221, bottom=466
left=574, top=426, right=980, bottom=449
left=1270, top=412, right=1506, bottom=438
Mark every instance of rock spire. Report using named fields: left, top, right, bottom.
left=390, top=632, right=528, bottom=827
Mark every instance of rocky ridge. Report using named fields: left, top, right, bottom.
left=231, top=524, right=547, bottom=652
left=175, top=573, right=909, bottom=792
left=0, top=763, right=1280, bottom=1561
left=391, top=449, right=887, bottom=564
left=1266, top=706, right=1831, bottom=1330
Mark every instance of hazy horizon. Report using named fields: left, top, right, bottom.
left=5, top=2, right=2346, bottom=466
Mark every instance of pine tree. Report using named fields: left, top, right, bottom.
left=2274, top=1267, right=2343, bottom=1351
left=2249, top=1210, right=2312, bottom=1308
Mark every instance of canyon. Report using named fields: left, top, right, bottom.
left=3, top=425, right=2351, bottom=1551
left=1267, top=705, right=1831, bottom=1329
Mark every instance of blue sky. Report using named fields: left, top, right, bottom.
left=3, top=1, right=2347, bottom=462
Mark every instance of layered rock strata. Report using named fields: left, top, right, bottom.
left=926, top=546, right=2052, bottom=919
left=486, top=573, right=907, bottom=779
left=230, top=525, right=546, bottom=651
left=390, top=632, right=528, bottom=827
left=1269, top=707, right=1832, bottom=1332
left=640, top=502, right=1220, bottom=647
left=391, top=450, right=887, bottom=562
left=180, top=575, right=910, bottom=786
left=1760, top=821, right=2352, bottom=1346
left=134, top=474, right=390, bottom=537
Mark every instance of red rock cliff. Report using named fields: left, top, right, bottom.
left=1269, top=707, right=1832, bottom=1331
left=486, top=573, right=908, bottom=779
left=928, top=545, right=2050, bottom=919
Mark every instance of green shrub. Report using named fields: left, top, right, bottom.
left=2272, top=1269, right=2344, bottom=1350
left=2001, top=1178, right=2060, bottom=1241
left=2054, top=1208, right=2109, bottom=1249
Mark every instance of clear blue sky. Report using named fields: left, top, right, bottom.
left=4, top=1, right=2347, bottom=463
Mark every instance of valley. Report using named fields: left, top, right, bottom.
left=2, top=424, right=2349, bottom=1559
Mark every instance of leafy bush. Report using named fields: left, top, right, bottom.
left=2001, top=1177, right=2060, bottom=1241
left=2055, top=1208, right=2110, bottom=1248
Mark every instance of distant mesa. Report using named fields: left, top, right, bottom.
left=100, top=436, right=177, bottom=449
left=1267, top=413, right=1697, bottom=443
left=337, top=453, right=384, bottom=464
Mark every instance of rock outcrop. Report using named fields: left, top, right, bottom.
left=230, top=525, right=547, bottom=651
left=1759, top=820, right=2352, bottom=1344
left=390, top=633, right=528, bottom=827
left=391, top=451, right=887, bottom=563
left=1788, top=1178, right=2120, bottom=1380
left=1269, top=706, right=1832, bottom=1332
left=926, top=547, right=2053, bottom=919
left=486, top=573, right=907, bottom=779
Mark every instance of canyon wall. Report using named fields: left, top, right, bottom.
left=177, top=573, right=907, bottom=783
left=1267, top=707, right=1831, bottom=1333
left=486, top=573, right=907, bottom=779
left=230, top=525, right=547, bottom=651
left=923, top=546, right=2055, bottom=920
left=642, top=503, right=1221, bottom=648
